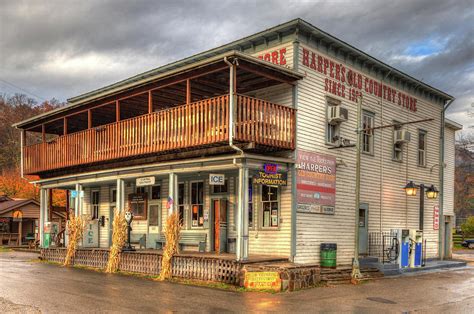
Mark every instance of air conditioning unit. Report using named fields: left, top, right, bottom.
left=394, top=130, right=411, bottom=143
left=328, top=106, right=348, bottom=125
left=333, top=136, right=352, bottom=147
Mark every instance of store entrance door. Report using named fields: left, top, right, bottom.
left=358, top=203, right=369, bottom=255
left=212, top=199, right=228, bottom=253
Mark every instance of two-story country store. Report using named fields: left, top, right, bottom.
left=14, top=19, right=460, bottom=271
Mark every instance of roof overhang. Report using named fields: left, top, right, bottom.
left=13, top=50, right=302, bottom=129
left=445, top=118, right=463, bottom=130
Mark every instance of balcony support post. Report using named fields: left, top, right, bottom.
left=236, top=163, right=249, bottom=261
left=20, top=130, right=25, bottom=178
left=116, top=100, right=120, bottom=122
left=88, top=110, right=92, bottom=129
left=116, top=178, right=125, bottom=212
left=168, top=173, right=178, bottom=215
left=39, top=188, right=47, bottom=247
left=148, top=91, right=153, bottom=114
left=41, top=124, right=45, bottom=143
left=186, top=79, right=191, bottom=105
left=74, top=183, right=83, bottom=217
left=64, top=117, right=68, bottom=135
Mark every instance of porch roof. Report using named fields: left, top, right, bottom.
left=0, top=199, right=39, bottom=217
left=13, top=51, right=302, bottom=130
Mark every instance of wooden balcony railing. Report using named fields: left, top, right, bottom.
left=23, top=94, right=295, bottom=174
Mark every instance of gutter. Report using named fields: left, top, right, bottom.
left=224, top=56, right=244, bottom=155
left=439, top=98, right=455, bottom=260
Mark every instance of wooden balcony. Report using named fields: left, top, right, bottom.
left=23, top=94, right=295, bottom=175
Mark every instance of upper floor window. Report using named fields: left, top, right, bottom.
left=418, top=130, right=427, bottom=167
left=392, top=122, right=403, bottom=162
left=362, top=111, right=374, bottom=154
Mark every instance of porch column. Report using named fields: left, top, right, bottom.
left=168, top=173, right=178, bottom=215
left=39, top=188, right=48, bottom=247
left=74, top=183, right=83, bottom=217
left=236, top=166, right=249, bottom=261
left=116, top=178, right=125, bottom=212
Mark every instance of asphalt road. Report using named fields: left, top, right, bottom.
left=1, top=250, right=473, bottom=313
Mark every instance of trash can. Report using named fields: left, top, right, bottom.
left=320, top=243, right=337, bottom=268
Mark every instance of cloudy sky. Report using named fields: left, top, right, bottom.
left=1, top=0, right=473, bottom=132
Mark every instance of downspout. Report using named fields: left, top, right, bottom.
left=20, top=129, right=24, bottom=179
left=379, top=70, right=391, bottom=233
left=439, top=97, right=455, bottom=260
left=224, top=56, right=244, bottom=155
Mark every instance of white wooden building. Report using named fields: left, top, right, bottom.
left=14, top=19, right=460, bottom=265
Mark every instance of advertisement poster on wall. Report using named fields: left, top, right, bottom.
left=296, top=150, right=336, bottom=215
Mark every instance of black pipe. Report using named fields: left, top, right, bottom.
left=419, top=184, right=425, bottom=230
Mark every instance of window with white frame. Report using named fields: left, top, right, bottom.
left=91, top=190, right=100, bottom=220
left=362, top=111, right=374, bottom=154
left=110, top=188, right=117, bottom=204
left=191, top=181, right=204, bottom=227
left=392, top=121, right=403, bottom=162
left=248, top=178, right=254, bottom=228
left=178, top=183, right=185, bottom=225
left=261, top=185, right=279, bottom=228
left=326, top=98, right=341, bottom=144
left=418, top=130, right=427, bottom=166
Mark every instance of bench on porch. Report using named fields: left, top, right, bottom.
left=130, top=234, right=146, bottom=249
left=155, top=233, right=207, bottom=252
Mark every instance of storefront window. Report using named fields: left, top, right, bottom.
left=149, top=205, right=159, bottom=226
left=178, top=183, right=185, bottom=225
left=212, top=180, right=228, bottom=194
left=151, top=185, right=161, bottom=200
left=128, top=193, right=147, bottom=220
left=191, top=182, right=204, bottom=227
left=248, top=178, right=253, bottom=228
left=91, top=190, right=100, bottom=220
left=261, top=185, right=279, bottom=228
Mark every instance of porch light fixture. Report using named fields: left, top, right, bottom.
left=425, top=185, right=439, bottom=199
left=403, top=181, right=418, bottom=196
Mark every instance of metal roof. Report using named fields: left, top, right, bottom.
left=14, top=18, right=454, bottom=128
left=444, top=118, right=463, bottom=130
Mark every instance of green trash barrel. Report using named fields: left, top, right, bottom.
left=320, top=243, right=337, bottom=268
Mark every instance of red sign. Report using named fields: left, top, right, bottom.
left=302, top=47, right=417, bottom=112
left=433, top=205, right=439, bottom=230
left=264, top=163, right=278, bottom=174
left=296, top=150, right=336, bottom=208
left=257, top=48, right=287, bottom=66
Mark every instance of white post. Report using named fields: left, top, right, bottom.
left=116, top=178, right=125, bottom=212
left=39, top=188, right=46, bottom=247
left=168, top=173, right=178, bottom=215
left=236, top=166, right=249, bottom=261
left=74, top=183, right=80, bottom=217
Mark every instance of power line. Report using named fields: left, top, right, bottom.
left=0, top=78, right=48, bottom=102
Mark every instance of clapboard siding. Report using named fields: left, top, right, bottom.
left=443, top=127, right=456, bottom=216
left=294, top=41, right=444, bottom=264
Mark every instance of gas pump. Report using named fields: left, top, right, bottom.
left=400, top=229, right=410, bottom=268
left=410, top=230, right=423, bottom=267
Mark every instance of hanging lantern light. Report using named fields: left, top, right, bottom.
left=404, top=181, right=418, bottom=196
left=425, top=185, right=439, bottom=199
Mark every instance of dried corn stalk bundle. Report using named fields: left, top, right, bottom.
left=106, top=208, right=127, bottom=273
left=63, top=213, right=86, bottom=267
left=159, top=212, right=181, bottom=281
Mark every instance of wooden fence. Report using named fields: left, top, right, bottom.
left=40, top=248, right=241, bottom=284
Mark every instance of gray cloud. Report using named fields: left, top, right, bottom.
left=1, top=0, right=473, bottom=131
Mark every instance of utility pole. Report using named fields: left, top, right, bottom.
left=352, top=94, right=363, bottom=282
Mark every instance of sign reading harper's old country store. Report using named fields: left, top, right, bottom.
left=301, top=47, right=418, bottom=112
left=296, top=150, right=336, bottom=214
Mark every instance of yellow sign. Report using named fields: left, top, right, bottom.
left=244, top=271, right=281, bottom=292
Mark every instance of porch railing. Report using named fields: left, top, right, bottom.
left=23, top=94, right=296, bottom=174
